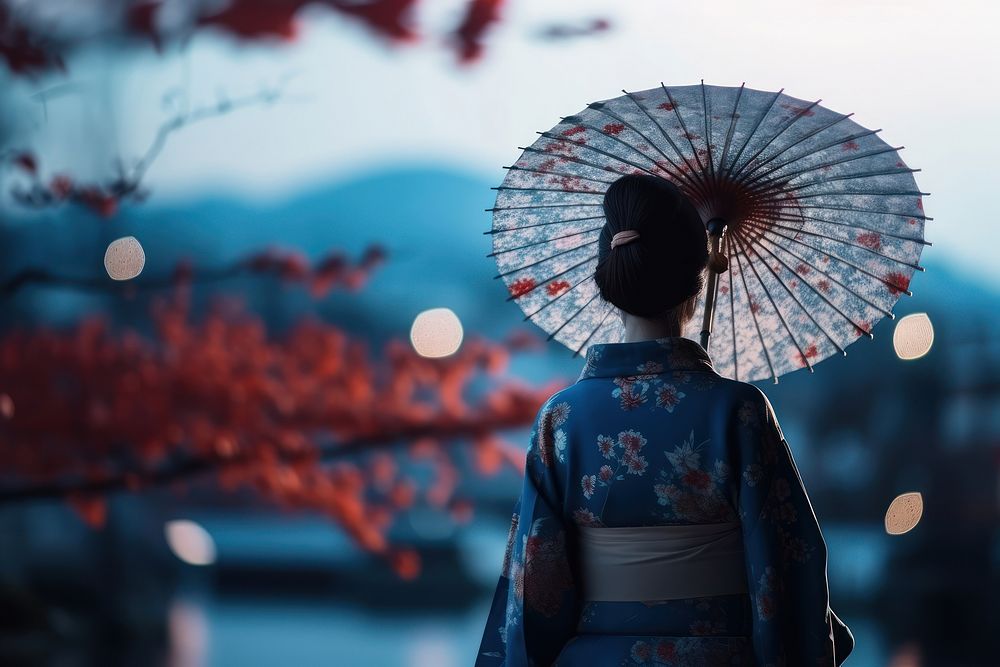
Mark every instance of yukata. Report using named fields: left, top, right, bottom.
left=475, top=336, right=853, bottom=666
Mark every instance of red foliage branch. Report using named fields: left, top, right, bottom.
left=452, top=0, right=505, bottom=64
left=330, top=0, right=420, bottom=42
left=0, top=245, right=387, bottom=297
left=1, top=0, right=525, bottom=76
left=0, top=4, right=64, bottom=75
left=1, top=0, right=419, bottom=72
left=4, top=83, right=284, bottom=218
left=148, top=0, right=421, bottom=44
left=0, top=288, right=560, bottom=577
left=190, top=0, right=311, bottom=41
left=538, top=17, right=611, bottom=41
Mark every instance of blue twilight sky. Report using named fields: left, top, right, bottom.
left=5, top=0, right=1000, bottom=286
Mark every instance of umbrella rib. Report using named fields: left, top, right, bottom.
left=792, top=167, right=920, bottom=187
left=751, top=168, right=923, bottom=201
left=546, top=124, right=659, bottom=173
left=740, top=230, right=895, bottom=334
left=725, top=88, right=784, bottom=176
left=504, top=253, right=597, bottom=302
left=747, top=145, right=906, bottom=198
left=791, top=188, right=927, bottom=199
left=716, top=83, right=746, bottom=186
left=573, top=303, right=617, bottom=358
left=585, top=101, right=710, bottom=201
left=731, top=227, right=846, bottom=356
left=543, top=126, right=671, bottom=176
left=700, top=81, right=717, bottom=182
left=729, top=98, right=824, bottom=182
left=734, top=112, right=855, bottom=185
left=744, top=129, right=883, bottom=186
left=740, top=226, right=872, bottom=344
left=759, top=168, right=921, bottom=200
left=539, top=124, right=668, bottom=175
left=517, top=145, right=654, bottom=182
left=660, top=84, right=709, bottom=177
left=535, top=131, right=664, bottom=180
left=621, top=90, right=713, bottom=198
left=494, top=186, right=606, bottom=196
left=524, top=271, right=597, bottom=320
left=743, top=214, right=924, bottom=271
left=729, top=228, right=815, bottom=372
left=547, top=289, right=604, bottom=341
left=504, top=164, right=617, bottom=185
left=770, top=210, right=929, bottom=246
left=494, top=243, right=594, bottom=280
left=748, top=170, right=925, bottom=213
left=488, top=203, right=603, bottom=212
left=487, top=215, right=605, bottom=235
left=740, top=217, right=911, bottom=301
left=487, top=226, right=602, bottom=257
left=796, top=203, right=930, bottom=221
left=729, top=235, right=780, bottom=384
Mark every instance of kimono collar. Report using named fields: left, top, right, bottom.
left=577, top=336, right=717, bottom=381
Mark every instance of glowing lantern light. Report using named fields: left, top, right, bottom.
left=884, top=492, right=923, bottom=535
left=165, top=519, right=217, bottom=566
left=408, top=634, right=456, bottom=667
left=104, top=235, right=146, bottom=281
left=410, top=308, right=464, bottom=358
left=892, top=313, right=934, bottom=360
left=0, top=393, right=13, bottom=420
left=168, top=600, right=208, bottom=665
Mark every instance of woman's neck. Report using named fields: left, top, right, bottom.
left=622, top=313, right=683, bottom=343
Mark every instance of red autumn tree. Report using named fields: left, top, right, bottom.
left=0, top=0, right=503, bottom=76
left=0, top=0, right=592, bottom=579
left=0, top=262, right=562, bottom=578
left=2, top=0, right=609, bottom=77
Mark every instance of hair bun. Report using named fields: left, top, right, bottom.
left=594, top=174, right=708, bottom=317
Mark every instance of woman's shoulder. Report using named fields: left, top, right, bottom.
left=674, top=376, right=782, bottom=430
left=725, top=378, right=772, bottom=407
left=535, top=384, right=584, bottom=415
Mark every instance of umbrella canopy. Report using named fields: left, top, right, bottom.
left=488, top=82, right=930, bottom=383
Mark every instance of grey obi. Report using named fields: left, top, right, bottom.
left=577, top=521, right=749, bottom=602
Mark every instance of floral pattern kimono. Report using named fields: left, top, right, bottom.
left=475, top=336, right=853, bottom=666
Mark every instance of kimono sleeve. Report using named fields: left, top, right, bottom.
left=475, top=400, right=579, bottom=667
left=735, top=390, right=854, bottom=666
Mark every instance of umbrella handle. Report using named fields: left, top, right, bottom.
left=699, top=219, right=730, bottom=352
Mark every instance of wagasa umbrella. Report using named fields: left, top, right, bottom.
left=487, top=81, right=929, bottom=383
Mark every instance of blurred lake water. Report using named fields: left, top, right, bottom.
left=172, top=518, right=893, bottom=667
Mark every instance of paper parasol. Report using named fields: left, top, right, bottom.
left=488, top=82, right=929, bottom=382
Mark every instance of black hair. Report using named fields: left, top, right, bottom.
left=593, top=174, right=709, bottom=318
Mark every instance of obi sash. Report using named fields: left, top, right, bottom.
left=577, top=521, right=748, bottom=602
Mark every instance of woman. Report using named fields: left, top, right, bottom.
left=475, top=175, right=854, bottom=666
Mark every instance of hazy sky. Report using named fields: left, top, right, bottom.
left=8, top=0, right=1000, bottom=283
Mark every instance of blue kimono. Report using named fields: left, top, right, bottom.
left=475, top=336, right=853, bottom=666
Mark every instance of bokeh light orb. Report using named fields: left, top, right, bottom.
left=884, top=491, right=923, bottom=535
left=410, top=308, right=464, bottom=358
left=0, top=393, right=13, bottom=420
left=165, top=519, right=217, bottom=566
left=892, top=313, right=934, bottom=360
left=104, top=235, right=146, bottom=281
